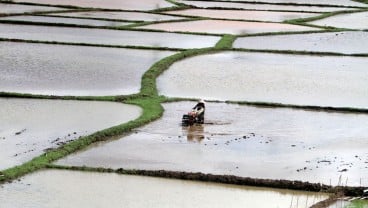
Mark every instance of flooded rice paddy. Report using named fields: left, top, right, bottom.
left=164, top=9, right=318, bottom=22
left=1, top=0, right=368, bottom=206
left=175, top=0, right=356, bottom=12
left=157, top=52, right=368, bottom=109
left=0, top=98, right=141, bottom=170
left=0, top=41, right=175, bottom=96
left=218, top=0, right=366, bottom=7
left=0, top=3, right=64, bottom=14
left=138, top=19, right=318, bottom=35
left=0, top=23, right=220, bottom=49
left=310, top=11, right=368, bottom=30
left=9, top=0, right=174, bottom=11
left=0, top=169, right=329, bottom=208
left=57, top=102, right=368, bottom=186
left=48, top=11, right=184, bottom=22
left=0, top=15, right=132, bottom=27
left=234, top=31, right=368, bottom=54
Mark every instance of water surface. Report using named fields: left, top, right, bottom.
left=57, top=102, right=368, bottom=186
left=218, top=0, right=366, bottom=7
left=175, top=0, right=355, bottom=12
left=49, top=11, right=184, bottom=22
left=0, top=15, right=131, bottom=27
left=9, top=0, right=174, bottom=10
left=158, top=52, right=368, bottom=109
left=0, top=3, right=63, bottom=14
left=138, top=19, right=317, bottom=35
left=310, top=11, right=368, bottom=30
left=0, top=42, right=175, bottom=96
left=164, top=9, right=318, bottom=22
left=0, top=98, right=141, bottom=170
left=0, top=169, right=329, bottom=208
left=0, top=23, right=220, bottom=49
left=234, top=31, right=368, bottom=54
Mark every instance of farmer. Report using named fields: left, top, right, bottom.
left=192, top=99, right=205, bottom=124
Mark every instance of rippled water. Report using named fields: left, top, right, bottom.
left=310, top=11, right=368, bottom=30
left=57, top=102, right=368, bottom=186
left=0, top=169, right=329, bottom=208
left=138, top=19, right=317, bottom=35
left=0, top=23, right=220, bottom=49
left=0, top=41, right=175, bottom=96
left=157, top=51, right=368, bottom=109
left=0, top=98, right=141, bottom=170
left=0, top=15, right=132, bottom=27
left=164, top=9, right=318, bottom=22
left=234, top=31, right=368, bottom=54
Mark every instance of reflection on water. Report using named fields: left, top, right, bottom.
left=310, top=11, right=368, bottom=30
left=183, top=124, right=204, bottom=143
left=0, top=41, right=175, bottom=96
left=158, top=51, right=368, bottom=108
left=0, top=169, right=329, bottom=208
left=0, top=24, right=220, bottom=49
left=138, top=19, right=316, bottom=35
left=57, top=102, right=368, bottom=186
left=164, top=9, right=317, bottom=22
left=0, top=98, right=141, bottom=170
left=175, top=0, right=352, bottom=12
left=234, top=31, right=368, bottom=54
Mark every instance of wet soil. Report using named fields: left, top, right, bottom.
left=56, top=102, right=368, bottom=186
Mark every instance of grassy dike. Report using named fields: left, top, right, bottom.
left=0, top=35, right=233, bottom=184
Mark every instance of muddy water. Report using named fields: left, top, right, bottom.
left=0, top=41, right=175, bottom=96
left=0, top=169, right=329, bottom=208
left=49, top=11, right=184, bottom=22
left=0, top=23, right=220, bottom=49
left=310, top=11, right=368, bottom=30
left=220, top=0, right=366, bottom=7
left=234, top=31, right=368, bottom=54
left=57, top=102, right=368, bottom=186
left=0, top=98, right=141, bottom=170
left=175, top=0, right=355, bottom=12
left=138, top=19, right=317, bottom=35
left=164, top=9, right=318, bottom=22
left=0, top=3, right=64, bottom=14
left=10, top=0, right=174, bottom=11
left=0, top=15, right=132, bottom=27
left=157, top=52, right=368, bottom=109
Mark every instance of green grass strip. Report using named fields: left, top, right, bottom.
left=215, top=34, right=236, bottom=49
